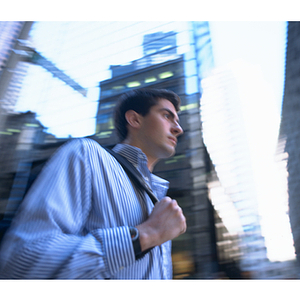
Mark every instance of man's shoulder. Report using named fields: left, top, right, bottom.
left=52, top=138, right=108, bottom=162
left=64, top=137, right=104, bottom=151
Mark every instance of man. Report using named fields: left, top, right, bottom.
left=0, top=88, right=186, bottom=279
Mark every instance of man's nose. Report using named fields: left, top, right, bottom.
left=172, top=123, right=183, bottom=137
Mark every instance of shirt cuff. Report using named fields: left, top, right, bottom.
left=102, top=226, right=135, bottom=275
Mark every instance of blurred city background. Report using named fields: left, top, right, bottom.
left=0, top=21, right=299, bottom=279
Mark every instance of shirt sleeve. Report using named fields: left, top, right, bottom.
left=0, top=138, right=135, bottom=279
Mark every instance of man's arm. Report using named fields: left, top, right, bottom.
left=0, top=139, right=135, bottom=279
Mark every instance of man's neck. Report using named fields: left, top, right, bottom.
left=122, top=139, right=158, bottom=172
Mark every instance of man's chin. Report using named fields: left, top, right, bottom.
left=163, top=147, right=176, bottom=158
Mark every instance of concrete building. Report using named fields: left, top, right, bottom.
left=279, top=21, right=300, bottom=277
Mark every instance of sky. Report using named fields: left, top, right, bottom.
left=209, top=21, right=287, bottom=114
left=15, top=21, right=192, bottom=137
left=14, top=21, right=288, bottom=139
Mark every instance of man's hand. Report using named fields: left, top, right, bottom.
left=136, top=197, right=186, bottom=252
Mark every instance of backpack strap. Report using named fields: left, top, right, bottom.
left=103, top=147, right=158, bottom=206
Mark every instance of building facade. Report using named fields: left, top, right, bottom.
left=279, top=21, right=300, bottom=277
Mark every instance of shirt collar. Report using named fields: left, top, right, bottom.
left=113, top=143, right=169, bottom=199
left=113, top=143, right=147, bottom=168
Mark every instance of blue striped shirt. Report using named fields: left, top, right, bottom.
left=0, top=138, right=172, bottom=279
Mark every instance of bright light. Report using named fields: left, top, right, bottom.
left=126, top=81, right=141, bottom=88
left=201, top=59, right=295, bottom=262
left=158, top=71, right=173, bottom=79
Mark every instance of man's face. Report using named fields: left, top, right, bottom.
left=137, top=98, right=183, bottom=165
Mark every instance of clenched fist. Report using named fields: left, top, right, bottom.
left=136, top=197, right=186, bottom=252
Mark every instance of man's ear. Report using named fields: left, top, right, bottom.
left=125, top=110, right=142, bottom=129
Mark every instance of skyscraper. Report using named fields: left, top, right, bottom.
left=279, top=21, right=300, bottom=277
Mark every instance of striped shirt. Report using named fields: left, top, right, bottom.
left=0, top=138, right=172, bottom=279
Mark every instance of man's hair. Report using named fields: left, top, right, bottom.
left=114, top=88, right=181, bottom=142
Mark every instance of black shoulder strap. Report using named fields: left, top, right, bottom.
left=103, top=147, right=158, bottom=206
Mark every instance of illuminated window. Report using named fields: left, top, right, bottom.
left=25, top=123, right=39, bottom=127
left=145, top=49, right=156, bottom=55
left=112, top=85, right=124, bottom=90
left=158, top=71, right=174, bottom=79
left=108, top=118, right=114, bottom=129
left=165, top=154, right=186, bottom=164
left=96, top=131, right=112, bottom=139
left=145, top=76, right=157, bottom=83
left=160, top=45, right=172, bottom=51
left=126, top=81, right=141, bottom=88
left=180, top=103, right=198, bottom=111
left=100, top=102, right=115, bottom=110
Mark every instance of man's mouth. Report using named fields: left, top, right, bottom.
left=168, top=137, right=177, bottom=145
